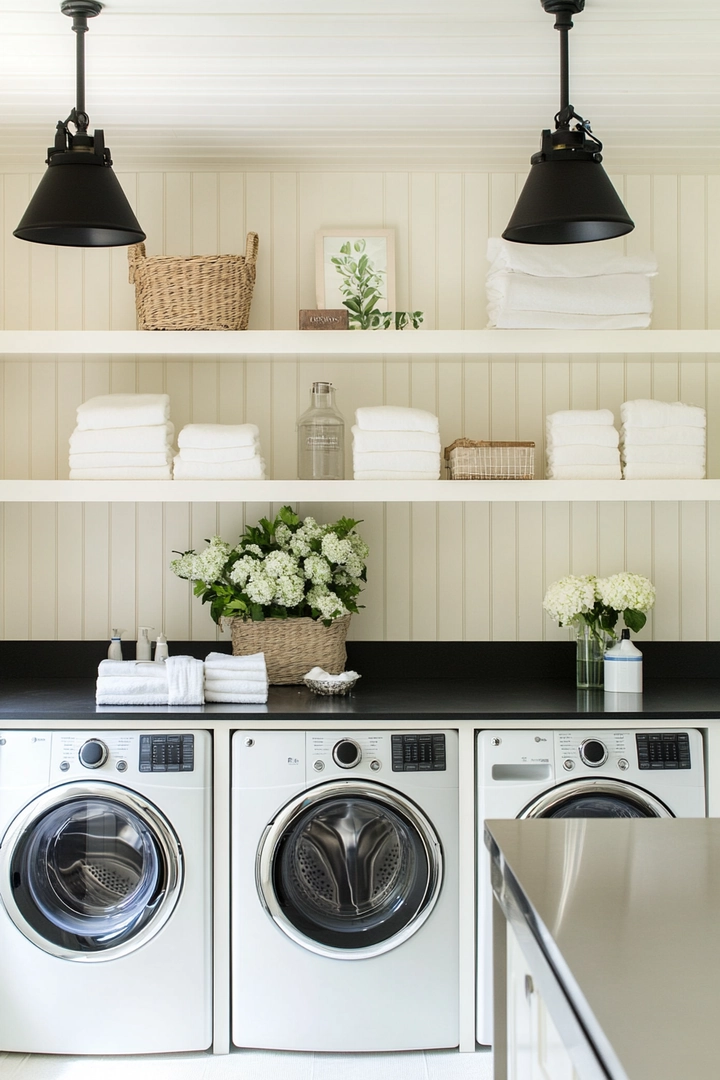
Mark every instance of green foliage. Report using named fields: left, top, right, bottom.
left=331, top=239, right=389, bottom=330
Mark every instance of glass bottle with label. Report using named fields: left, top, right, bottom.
left=297, top=381, right=345, bottom=480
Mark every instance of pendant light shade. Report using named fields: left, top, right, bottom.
left=14, top=1, right=145, bottom=248
left=503, top=0, right=633, bottom=246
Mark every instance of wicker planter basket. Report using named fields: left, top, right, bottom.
left=128, top=232, right=259, bottom=330
left=230, top=614, right=351, bottom=685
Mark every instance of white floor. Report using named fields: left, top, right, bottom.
left=0, top=1050, right=493, bottom=1080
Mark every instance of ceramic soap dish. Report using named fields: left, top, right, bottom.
left=303, top=667, right=361, bottom=696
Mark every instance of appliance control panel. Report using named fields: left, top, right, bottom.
left=391, top=733, right=446, bottom=772
left=636, top=732, right=691, bottom=769
left=139, top=734, right=195, bottom=772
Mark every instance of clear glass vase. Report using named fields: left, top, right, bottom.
left=575, top=623, right=610, bottom=689
left=297, top=381, right=345, bottom=480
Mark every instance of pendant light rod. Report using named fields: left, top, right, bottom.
left=542, top=0, right=584, bottom=126
left=61, top=0, right=102, bottom=134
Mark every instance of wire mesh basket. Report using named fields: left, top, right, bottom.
left=444, top=439, right=535, bottom=480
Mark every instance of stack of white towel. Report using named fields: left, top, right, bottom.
left=486, top=238, right=658, bottom=330
left=70, top=394, right=173, bottom=479
left=620, top=400, right=706, bottom=479
left=352, top=406, right=441, bottom=479
left=95, top=656, right=205, bottom=706
left=546, top=410, right=622, bottom=479
left=174, top=424, right=265, bottom=480
left=204, top=651, right=268, bottom=703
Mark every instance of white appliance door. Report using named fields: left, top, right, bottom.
left=257, top=779, right=443, bottom=959
left=0, top=782, right=183, bottom=961
left=520, top=778, right=674, bottom=819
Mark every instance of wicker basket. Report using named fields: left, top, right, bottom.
left=128, top=232, right=259, bottom=330
left=445, top=439, right=535, bottom=480
left=229, top=614, right=351, bottom=685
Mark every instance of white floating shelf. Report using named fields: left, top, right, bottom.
left=0, top=329, right=719, bottom=357
left=2, top=479, right=719, bottom=503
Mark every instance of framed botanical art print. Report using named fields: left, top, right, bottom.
left=316, top=228, right=396, bottom=329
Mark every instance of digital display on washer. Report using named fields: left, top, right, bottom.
left=391, top=733, right=446, bottom=771
left=636, top=732, right=691, bottom=769
left=139, top=734, right=195, bottom=772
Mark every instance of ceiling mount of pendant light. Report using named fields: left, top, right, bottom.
left=503, top=0, right=634, bottom=245
left=13, top=0, right=145, bottom=248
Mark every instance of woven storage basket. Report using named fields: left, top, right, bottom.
left=230, top=614, right=351, bottom=685
left=128, top=232, right=259, bottom=330
left=445, top=439, right=535, bottom=480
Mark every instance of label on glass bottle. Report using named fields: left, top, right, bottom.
left=305, top=433, right=341, bottom=450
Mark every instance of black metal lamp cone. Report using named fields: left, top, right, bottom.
left=14, top=1, right=145, bottom=248
left=503, top=0, right=633, bottom=245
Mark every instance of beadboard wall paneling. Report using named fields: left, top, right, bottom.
left=2, top=168, right=720, bottom=642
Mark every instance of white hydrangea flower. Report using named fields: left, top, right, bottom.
left=542, top=575, right=597, bottom=626
left=289, top=532, right=312, bottom=557
left=304, top=553, right=332, bottom=585
left=349, top=533, right=369, bottom=560
left=170, top=552, right=202, bottom=581
left=274, top=523, right=292, bottom=549
left=274, top=573, right=305, bottom=608
left=321, top=533, right=353, bottom=565
left=229, top=554, right=259, bottom=588
left=307, top=585, right=348, bottom=620
left=344, top=554, right=365, bottom=579
left=263, top=550, right=300, bottom=579
left=173, top=536, right=231, bottom=585
left=597, top=573, right=655, bottom=614
left=245, top=571, right=276, bottom=606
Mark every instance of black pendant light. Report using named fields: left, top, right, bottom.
left=14, top=1, right=145, bottom=248
left=503, top=0, right=634, bottom=245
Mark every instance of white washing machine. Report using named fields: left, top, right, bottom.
left=0, top=729, right=212, bottom=1055
left=476, top=727, right=706, bottom=1046
left=232, top=729, right=458, bottom=1052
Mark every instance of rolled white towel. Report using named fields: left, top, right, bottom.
left=204, top=689, right=268, bottom=704
left=620, top=400, right=706, bottom=428
left=486, top=237, right=658, bottom=278
left=353, top=470, right=440, bottom=480
left=204, top=678, right=269, bottom=695
left=547, top=446, right=621, bottom=467
left=96, top=676, right=169, bottom=700
left=355, top=406, right=439, bottom=434
left=166, top=655, right=205, bottom=705
left=623, top=463, right=706, bottom=480
left=177, top=423, right=259, bottom=449
left=205, top=650, right=267, bottom=673
left=178, top=443, right=260, bottom=463
left=487, top=272, right=653, bottom=316
left=76, top=394, right=170, bottom=431
left=172, top=456, right=266, bottom=480
left=620, top=425, right=706, bottom=447
left=621, top=445, right=705, bottom=466
left=488, top=311, right=651, bottom=330
left=547, top=409, right=616, bottom=428
left=98, top=660, right=168, bottom=679
left=351, top=426, right=441, bottom=454
left=70, top=465, right=173, bottom=480
left=546, top=426, right=619, bottom=448
left=353, top=450, right=441, bottom=473
left=547, top=464, right=622, bottom=479
left=69, top=422, right=174, bottom=454
left=69, top=450, right=174, bottom=469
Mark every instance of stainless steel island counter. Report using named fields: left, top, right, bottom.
left=485, top=817, right=720, bottom=1080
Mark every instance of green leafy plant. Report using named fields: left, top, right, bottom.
left=331, top=239, right=389, bottom=330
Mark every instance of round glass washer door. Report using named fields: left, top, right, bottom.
left=520, top=778, right=674, bottom=819
left=256, top=780, right=444, bottom=960
left=0, top=782, right=183, bottom=961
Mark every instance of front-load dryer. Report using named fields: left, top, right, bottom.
left=232, top=729, right=458, bottom=1052
left=476, top=727, right=706, bottom=1045
left=0, top=729, right=212, bottom=1055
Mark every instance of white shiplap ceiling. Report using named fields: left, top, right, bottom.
left=0, top=0, right=719, bottom=171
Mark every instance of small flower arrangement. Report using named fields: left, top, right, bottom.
left=170, top=506, right=368, bottom=626
left=543, top=572, right=656, bottom=638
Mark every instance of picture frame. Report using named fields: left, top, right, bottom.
left=316, top=228, right=396, bottom=329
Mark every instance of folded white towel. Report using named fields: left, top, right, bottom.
left=620, top=425, right=706, bottom=447
left=204, top=689, right=269, bottom=704
left=96, top=693, right=169, bottom=706
left=486, top=237, right=658, bottom=278
left=487, top=272, right=653, bottom=316
left=166, top=655, right=205, bottom=705
left=546, top=426, right=619, bottom=448
left=204, top=678, right=269, bottom=695
left=98, top=660, right=168, bottom=679
left=69, top=450, right=174, bottom=469
left=488, top=311, right=651, bottom=330
left=96, top=676, right=169, bottom=698
left=76, top=394, right=170, bottom=431
left=205, top=650, right=267, bottom=673
left=547, top=446, right=621, bottom=467
left=353, top=450, right=441, bottom=473
left=177, top=443, right=260, bottom=463
left=177, top=423, right=260, bottom=449
left=353, top=470, right=441, bottom=480
left=620, top=400, right=706, bottom=429
left=547, top=464, right=622, bottom=479
left=622, top=463, right=706, bottom=480
left=355, top=406, right=439, bottom=434
left=547, top=409, right=616, bottom=428
left=172, top=456, right=266, bottom=480
left=70, top=466, right=173, bottom=480
left=351, top=426, right=441, bottom=454
left=621, top=445, right=706, bottom=466
left=69, top=423, right=175, bottom=454
left=203, top=669, right=267, bottom=684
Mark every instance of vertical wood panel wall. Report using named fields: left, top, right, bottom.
left=1, top=167, right=719, bottom=642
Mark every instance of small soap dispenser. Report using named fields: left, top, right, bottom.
left=108, top=629, right=124, bottom=660
left=136, top=626, right=154, bottom=661
left=604, top=628, right=643, bottom=693
left=154, top=632, right=169, bottom=662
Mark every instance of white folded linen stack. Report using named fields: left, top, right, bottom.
left=70, top=394, right=173, bottom=479
left=352, top=406, right=441, bottom=479
left=486, top=238, right=657, bottom=330
left=204, top=651, right=269, bottom=703
left=620, top=400, right=706, bottom=479
left=546, top=409, right=621, bottom=479
left=96, top=659, right=169, bottom=705
left=174, top=424, right=265, bottom=479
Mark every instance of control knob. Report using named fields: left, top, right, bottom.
left=332, top=739, right=362, bottom=769
left=78, top=739, right=109, bottom=769
left=579, top=738, right=608, bottom=768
